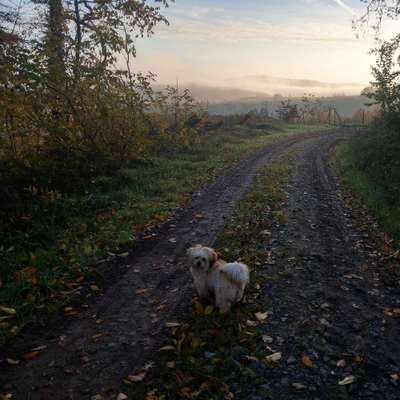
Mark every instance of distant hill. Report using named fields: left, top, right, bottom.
left=153, top=83, right=269, bottom=103
left=208, top=95, right=373, bottom=117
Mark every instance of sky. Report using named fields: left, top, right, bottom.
left=131, top=0, right=398, bottom=98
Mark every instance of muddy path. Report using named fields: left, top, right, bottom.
left=232, top=132, right=400, bottom=399
left=0, top=129, right=344, bottom=399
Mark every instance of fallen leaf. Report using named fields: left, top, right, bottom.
left=91, top=395, right=104, bottom=400
left=193, top=299, right=204, bottom=315
left=204, top=305, right=214, bottom=315
left=0, top=394, right=12, bottom=400
left=266, top=352, right=282, bottom=362
left=262, top=335, right=273, bottom=344
left=23, top=351, right=40, bottom=360
left=384, top=308, right=400, bottom=317
left=159, top=345, right=176, bottom=351
left=390, top=373, right=400, bottom=381
left=0, top=306, right=16, bottom=315
left=135, top=288, right=149, bottom=295
left=31, top=345, right=47, bottom=352
left=118, top=252, right=129, bottom=257
left=90, top=285, right=100, bottom=292
left=302, top=355, right=314, bottom=368
left=166, top=360, right=176, bottom=368
left=255, top=312, right=268, bottom=322
left=245, top=320, right=258, bottom=327
left=292, top=383, right=307, bottom=390
left=116, top=393, right=128, bottom=400
left=165, top=322, right=181, bottom=328
left=354, top=355, right=363, bottom=363
left=127, top=372, right=146, bottom=382
left=339, top=376, right=356, bottom=385
left=143, top=362, right=154, bottom=371
left=6, top=358, right=20, bottom=365
left=91, top=333, right=104, bottom=341
left=336, top=359, right=346, bottom=368
left=146, top=395, right=158, bottom=400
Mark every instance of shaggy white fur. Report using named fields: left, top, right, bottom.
left=186, top=245, right=249, bottom=313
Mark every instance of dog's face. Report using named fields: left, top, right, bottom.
left=186, top=245, right=217, bottom=272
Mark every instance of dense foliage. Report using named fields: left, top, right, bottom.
left=0, top=0, right=207, bottom=205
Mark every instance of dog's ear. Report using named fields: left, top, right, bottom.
left=209, top=249, right=218, bottom=266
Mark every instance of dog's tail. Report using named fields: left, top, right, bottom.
left=220, top=262, right=250, bottom=285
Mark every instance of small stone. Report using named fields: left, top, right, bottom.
left=262, top=335, right=273, bottom=344
left=287, top=356, right=296, bottom=365
left=292, top=383, right=307, bottom=390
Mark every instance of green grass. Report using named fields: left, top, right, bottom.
left=334, top=127, right=400, bottom=243
left=0, top=122, right=323, bottom=346
left=129, top=150, right=299, bottom=400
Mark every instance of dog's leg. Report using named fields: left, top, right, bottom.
left=215, top=289, right=231, bottom=314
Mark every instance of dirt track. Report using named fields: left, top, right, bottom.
left=2, top=128, right=399, bottom=399
left=231, top=132, right=400, bottom=399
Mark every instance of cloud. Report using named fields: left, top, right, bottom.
left=332, top=0, right=356, bottom=15
left=156, top=16, right=361, bottom=44
left=227, top=75, right=364, bottom=90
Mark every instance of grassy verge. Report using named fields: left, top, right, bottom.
left=126, top=150, right=299, bottom=400
left=333, top=129, right=400, bottom=243
left=0, top=122, right=322, bottom=346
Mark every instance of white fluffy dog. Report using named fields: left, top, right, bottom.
left=186, top=244, right=250, bottom=313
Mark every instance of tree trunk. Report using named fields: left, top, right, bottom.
left=46, top=0, right=65, bottom=89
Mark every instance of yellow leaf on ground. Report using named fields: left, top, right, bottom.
left=6, top=358, right=20, bottom=365
left=0, top=306, right=16, bottom=315
left=204, top=305, right=214, bottom=315
left=193, top=300, right=204, bottom=315
left=266, top=352, right=282, bottom=362
left=255, top=312, right=268, bottom=322
left=90, top=285, right=100, bottom=292
left=302, top=355, right=314, bottom=368
left=339, top=376, right=356, bottom=385
left=165, top=322, right=181, bottom=328
left=159, top=345, right=176, bottom=351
